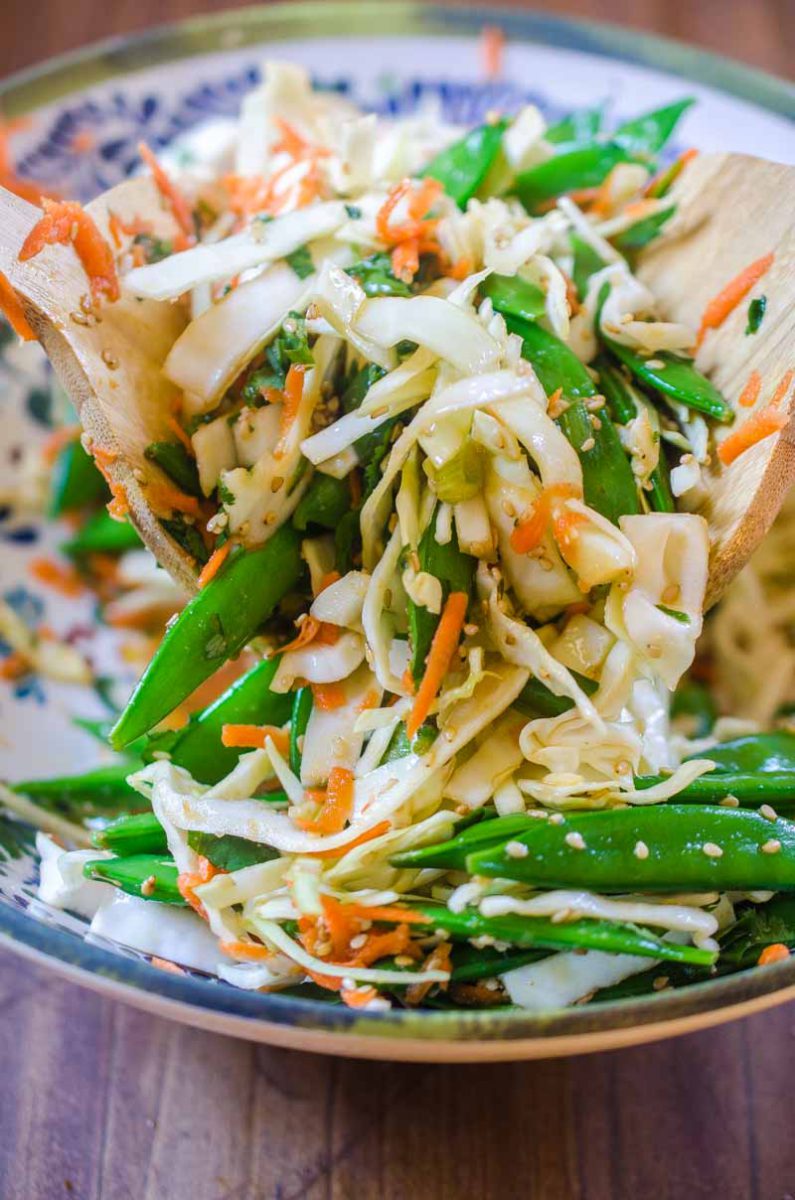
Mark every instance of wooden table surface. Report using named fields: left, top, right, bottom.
left=1, top=3, right=793, bottom=1198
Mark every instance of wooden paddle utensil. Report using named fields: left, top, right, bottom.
left=0, top=151, right=792, bottom=606
left=0, top=177, right=197, bottom=593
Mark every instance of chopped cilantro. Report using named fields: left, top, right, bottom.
left=285, top=244, right=314, bottom=280
left=745, top=295, right=767, bottom=335
left=345, top=252, right=411, bottom=297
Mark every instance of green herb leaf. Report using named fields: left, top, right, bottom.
left=745, top=295, right=767, bottom=335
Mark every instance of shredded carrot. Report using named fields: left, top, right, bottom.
left=695, top=252, right=775, bottom=350
left=510, top=482, right=579, bottom=554
left=738, top=370, right=762, bottom=409
left=346, top=924, right=414, bottom=968
left=197, top=541, right=231, bottom=588
left=302, top=766, right=355, bottom=835
left=718, top=370, right=793, bottom=467
left=29, top=557, right=85, bottom=597
left=272, top=118, right=330, bottom=163
left=481, top=25, right=505, bottom=78
left=279, top=616, right=322, bottom=655
left=340, top=986, right=379, bottom=1008
left=645, top=148, right=698, bottom=198
left=220, top=940, right=273, bottom=962
left=302, top=819, right=391, bottom=859
left=376, top=177, right=442, bottom=282
left=138, top=142, right=195, bottom=245
left=718, top=407, right=788, bottom=466
left=280, top=363, right=306, bottom=434
left=340, top=902, right=431, bottom=927
left=759, top=943, right=791, bottom=966
left=770, top=369, right=794, bottom=409
left=316, top=570, right=341, bottom=596
left=0, top=270, right=35, bottom=340
left=405, top=941, right=452, bottom=1005
left=150, top=956, right=184, bottom=975
left=562, top=272, right=580, bottom=314
left=311, top=681, right=347, bottom=711
left=0, top=651, right=29, bottom=681
left=320, top=894, right=358, bottom=958
left=145, top=479, right=203, bottom=519
left=406, top=590, right=468, bottom=738
left=401, top=666, right=416, bottom=696
left=448, top=256, right=473, bottom=281
left=41, top=424, right=80, bottom=464
left=166, top=413, right=194, bottom=454
left=106, top=484, right=130, bottom=521
left=18, top=199, right=119, bottom=303
left=0, top=120, right=57, bottom=205
left=220, top=724, right=290, bottom=754
left=177, top=856, right=218, bottom=917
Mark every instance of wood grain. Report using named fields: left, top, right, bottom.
left=1, top=4, right=793, bottom=1199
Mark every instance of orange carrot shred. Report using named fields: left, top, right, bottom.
left=770, top=368, right=794, bottom=409
left=220, top=724, right=290, bottom=753
left=738, top=370, right=762, bottom=409
left=29, top=557, right=85, bottom=597
left=0, top=270, right=35, bottom=340
left=316, top=570, right=341, bottom=596
left=280, top=363, right=306, bottom=434
left=406, top=591, right=468, bottom=738
left=0, top=652, right=29, bottom=681
left=311, top=681, right=347, bottom=711
left=19, top=199, right=119, bottom=302
left=481, top=25, right=505, bottom=78
left=167, top=413, right=194, bottom=454
left=340, top=986, right=379, bottom=1008
left=718, top=408, right=788, bottom=467
left=220, top=940, right=273, bottom=962
left=302, top=766, right=355, bottom=835
left=302, top=819, right=391, bottom=860
left=695, top=252, right=774, bottom=350
left=510, top=482, right=578, bottom=555
left=759, top=943, right=791, bottom=966
left=197, top=541, right=231, bottom=589
left=138, top=141, right=195, bottom=243
left=146, top=479, right=203, bottom=519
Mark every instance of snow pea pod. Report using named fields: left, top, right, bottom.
left=93, top=811, right=167, bottom=856
left=12, top=763, right=139, bottom=820
left=144, top=440, right=202, bottom=497
left=468, top=806, right=795, bottom=892
left=412, top=902, right=715, bottom=966
left=613, top=98, right=694, bottom=157
left=289, top=686, right=313, bottom=775
left=146, top=655, right=293, bottom=785
left=480, top=274, right=546, bottom=323
left=61, top=508, right=142, bottom=557
left=392, top=813, right=539, bottom=871
left=187, top=830, right=280, bottom=872
left=636, top=735, right=795, bottom=806
left=570, top=233, right=607, bottom=300
left=49, top=438, right=108, bottom=516
left=110, top=525, right=303, bottom=749
left=515, top=670, right=598, bottom=719
left=603, top=338, right=734, bottom=424
left=514, top=142, right=631, bottom=212
left=421, top=119, right=507, bottom=207
left=690, top=733, right=795, bottom=775
left=408, top=508, right=475, bottom=682
left=292, top=473, right=350, bottom=532
left=449, top=942, right=548, bottom=982
left=83, top=854, right=184, bottom=904
left=507, top=316, right=640, bottom=523
left=612, top=205, right=675, bottom=253
left=545, top=105, right=604, bottom=146
left=596, top=355, right=674, bottom=513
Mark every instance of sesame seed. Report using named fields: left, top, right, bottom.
left=653, top=976, right=670, bottom=992
left=590, top=416, right=602, bottom=430
left=634, top=840, right=649, bottom=860
left=646, top=359, right=666, bottom=370
left=349, top=933, right=367, bottom=950
left=580, top=437, right=596, bottom=452
left=394, top=955, right=414, bottom=967
left=370, top=405, right=388, bottom=419
left=463, top=623, right=479, bottom=637
left=505, top=840, right=529, bottom=859
left=70, top=310, right=90, bottom=326
left=501, top=499, right=516, bottom=518
left=264, top=511, right=277, bottom=525
left=101, top=349, right=119, bottom=369
left=270, top=476, right=284, bottom=492
left=565, top=831, right=586, bottom=851
left=720, top=794, right=740, bottom=808
left=702, top=842, right=723, bottom=858
left=761, top=839, right=782, bottom=855
left=549, top=813, right=565, bottom=825
left=141, top=875, right=157, bottom=897
left=760, top=804, right=778, bottom=822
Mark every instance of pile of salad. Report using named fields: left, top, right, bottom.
left=3, top=60, right=795, bottom=1013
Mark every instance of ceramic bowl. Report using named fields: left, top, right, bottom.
left=1, top=2, right=793, bottom=1061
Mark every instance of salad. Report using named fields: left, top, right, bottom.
left=3, top=60, right=794, bottom=1014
